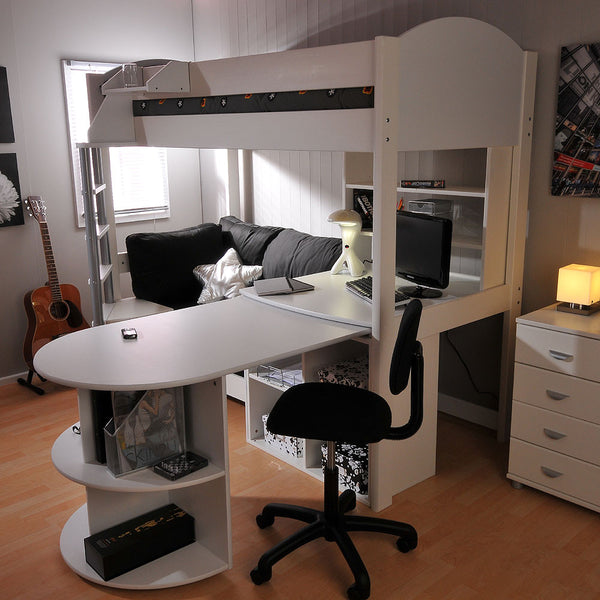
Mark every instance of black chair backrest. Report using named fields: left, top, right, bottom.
left=389, top=299, right=422, bottom=394
left=387, top=298, right=424, bottom=440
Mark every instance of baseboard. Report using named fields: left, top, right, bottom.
left=0, top=371, right=28, bottom=386
left=438, top=393, right=497, bottom=430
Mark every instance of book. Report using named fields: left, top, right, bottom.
left=254, top=277, right=315, bottom=296
left=401, top=179, right=445, bottom=189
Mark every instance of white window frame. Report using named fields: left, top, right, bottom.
left=62, top=59, right=170, bottom=227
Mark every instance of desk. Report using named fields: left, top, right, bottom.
left=36, top=270, right=504, bottom=589
left=34, top=295, right=368, bottom=589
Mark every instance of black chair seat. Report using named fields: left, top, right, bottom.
left=267, top=382, right=392, bottom=444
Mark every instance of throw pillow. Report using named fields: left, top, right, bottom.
left=194, top=248, right=262, bottom=304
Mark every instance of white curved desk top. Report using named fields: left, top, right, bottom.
left=34, top=295, right=369, bottom=391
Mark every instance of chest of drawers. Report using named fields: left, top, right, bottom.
left=507, top=305, right=600, bottom=512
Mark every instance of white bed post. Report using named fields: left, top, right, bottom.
left=369, top=35, right=403, bottom=512
left=497, top=51, right=538, bottom=441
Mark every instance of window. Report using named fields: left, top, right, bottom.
left=62, top=60, right=170, bottom=226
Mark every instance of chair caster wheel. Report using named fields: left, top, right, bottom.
left=396, top=534, right=418, bottom=553
left=256, top=512, right=274, bottom=529
left=347, top=582, right=370, bottom=600
left=339, top=488, right=357, bottom=513
left=250, top=566, right=271, bottom=585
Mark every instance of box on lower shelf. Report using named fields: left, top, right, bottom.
left=322, top=442, right=368, bottom=495
left=84, top=503, right=195, bottom=580
left=262, top=414, right=304, bottom=458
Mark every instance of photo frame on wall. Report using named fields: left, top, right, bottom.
left=0, top=66, right=15, bottom=143
left=0, top=153, right=25, bottom=227
left=552, top=43, right=600, bottom=197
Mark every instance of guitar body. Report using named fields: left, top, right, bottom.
left=23, top=283, right=89, bottom=370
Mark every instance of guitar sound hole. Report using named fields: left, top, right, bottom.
left=49, top=300, right=71, bottom=321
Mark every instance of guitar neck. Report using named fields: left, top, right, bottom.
left=39, top=221, right=62, bottom=301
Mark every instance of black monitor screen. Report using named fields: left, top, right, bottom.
left=395, top=210, right=453, bottom=298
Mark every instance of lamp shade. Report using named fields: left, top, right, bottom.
left=327, top=209, right=362, bottom=226
left=556, top=264, right=600, bottom=306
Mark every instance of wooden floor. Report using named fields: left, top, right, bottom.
left=1, top=381, right=599, bottom=600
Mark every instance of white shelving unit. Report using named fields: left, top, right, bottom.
left=52, top=380, right=232, bottom=589
left=244, top=339, right=371, bottom=504
left=345, top=146, right=512, bottom=290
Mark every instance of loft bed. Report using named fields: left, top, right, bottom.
left=81, top=17, right=537, bottom=512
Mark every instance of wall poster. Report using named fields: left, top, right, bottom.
left=0, top=153, right=24, bottom=227
left=552, top=43, right=600, bottom=197
left=0, top=66, right=15, bottom=143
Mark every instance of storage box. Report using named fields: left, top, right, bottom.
left=322, top=442, right=368, bottom=496
left=407, top=198, right=452, bottom=216
left=262, top=414, right=304, bottom=458
left=317, top=354, right=368, bottom=389
left=84, top=503, right=195, bottom=581
left=104, top=387, right=185, bottom=477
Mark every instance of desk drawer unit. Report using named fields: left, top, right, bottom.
left=508, top=307, right=600, bottom=513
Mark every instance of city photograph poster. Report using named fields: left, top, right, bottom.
left=553, top=43, right=600, bottom=197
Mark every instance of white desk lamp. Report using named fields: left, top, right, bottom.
left=328, top=209, right=364, bottom=277
left=556, top=263, right=600, bottom=315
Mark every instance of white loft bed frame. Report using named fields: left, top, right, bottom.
left=83, top=17, right=536, bottom=511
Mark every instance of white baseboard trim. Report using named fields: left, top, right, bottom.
left=438, top=393, right=497, bottom=430
left=0, top=371, right=28, bottom=386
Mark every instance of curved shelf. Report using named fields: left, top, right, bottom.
left=52, top=426, right=225, bottom=492
left=61, top=505, right=229, bottom=589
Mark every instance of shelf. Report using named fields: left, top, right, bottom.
left=101, top=61, right=190, bottom=95
left=347, top=182, right=485, bottom=198
left=52, top=426, right=225, bottom=492
left=60, top=505, right=229, bottom=590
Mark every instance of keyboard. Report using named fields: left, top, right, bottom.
left=345, top=276, right=411, bottom=306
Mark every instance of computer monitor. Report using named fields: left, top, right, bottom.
left=395, top=210, right=453, bottom=298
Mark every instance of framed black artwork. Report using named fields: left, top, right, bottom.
left=0, top=153, right=24, bottom=227
left=552, top=44, right=600, bottom=197
left=0, top=66, right=15, bottom=143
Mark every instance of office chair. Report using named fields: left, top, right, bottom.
left=250, top=299, right=424, bottom=600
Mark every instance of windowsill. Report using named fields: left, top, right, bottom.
left=114, top=209, right=170, bottom=224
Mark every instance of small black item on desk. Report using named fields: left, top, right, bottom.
left=153, top=451, right=209, bottom=480
left=254, top=276, right=314, bottom=296
left=121, top=327, right=137, bottom=339
left=84, top=503, right=195, bottom=581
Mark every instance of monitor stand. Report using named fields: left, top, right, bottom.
left=399, top=285, right=442, bottom=299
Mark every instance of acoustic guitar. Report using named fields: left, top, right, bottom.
left=22, top=196, right=89, bottom=373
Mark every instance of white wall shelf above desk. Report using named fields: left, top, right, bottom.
left=347, top=182, right=486, bottom=198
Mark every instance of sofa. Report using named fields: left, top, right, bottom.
left=125, top=216, right=341, bottom=310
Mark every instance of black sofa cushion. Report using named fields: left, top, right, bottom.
left=126, top=223, right=231, bottom=309
left=220, top=216, right=283, bottom=266
left=262, top=228, right=341, bottom=279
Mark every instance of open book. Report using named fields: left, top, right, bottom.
left=254, top=277, right=315, bottom=296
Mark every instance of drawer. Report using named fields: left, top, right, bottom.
left=511, top=401, right=600, bottom=465
left=513, top=363, right=600, bottom=424
left=508, top=439, right=600, bottom=508
left=515, top=324, right=600, bottom=382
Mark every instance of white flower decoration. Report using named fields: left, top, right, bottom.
left=0, top=171, right=19, bottom=224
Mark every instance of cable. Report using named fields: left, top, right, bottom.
left=444, top=330, right=498, bottom=401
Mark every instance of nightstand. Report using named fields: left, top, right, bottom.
left=507, top=304, right=600, bottom=512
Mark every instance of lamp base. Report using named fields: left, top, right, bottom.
left=556, top=301, right=600, bottom=316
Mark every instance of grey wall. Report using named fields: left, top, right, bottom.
left=0, top=0, right=201, bottom=380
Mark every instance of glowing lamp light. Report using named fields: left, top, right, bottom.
left=556, top=263, right=600, bottom=315
left=328, top=209, right=364, bottom=277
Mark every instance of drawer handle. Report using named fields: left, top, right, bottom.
left=549, top=349, right=574, bottom=362
left=543, top=428, right=567, bottom=440
left=546, top=389, right=569, bottom=401
left=541, top=466, right=563, bottom=478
